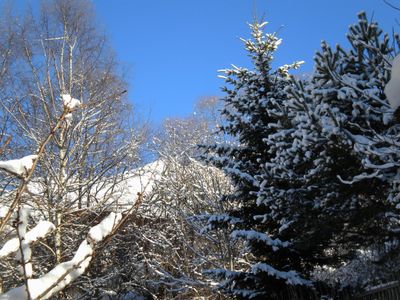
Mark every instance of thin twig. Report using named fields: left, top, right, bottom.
left=384, top=0, right=400, bottom=11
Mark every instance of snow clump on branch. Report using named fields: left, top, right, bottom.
left=61, top=94, right=81, bottom=110
left=0, top=221, right=55, bottom=258
left=0, top=155, right=38, bottom=178
left=88, top=212, right=122, bottom=242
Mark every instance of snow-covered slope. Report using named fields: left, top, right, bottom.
left=108, top=159, right=165, bottom=210
left=2, top=160, right=165, bottom=214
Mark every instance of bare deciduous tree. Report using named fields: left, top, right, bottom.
left=0, top=0, right=144, bottom=298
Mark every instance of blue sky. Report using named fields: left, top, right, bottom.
left=93, top=0, right=400, bottom=126
left=31, top=1, right=400, bottom=125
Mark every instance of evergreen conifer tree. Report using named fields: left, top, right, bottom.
left=202, top=21, right=307, bottom=299
left=203, top=13, right=400, bottom=298
left=263, top=12, right=400, bottom=290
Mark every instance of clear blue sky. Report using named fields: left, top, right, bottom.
left=93, top=0, right=399, bottom=125
left=22, top=1, right=400, bottom=125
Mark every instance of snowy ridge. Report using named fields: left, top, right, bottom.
left=22, top=159, right=165, bottom=213
left=109, top=159, right=165, bottom=209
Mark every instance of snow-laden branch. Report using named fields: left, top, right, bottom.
left=0, top=221, right=55, bottom=258
left=0, top=155, right=38, bottom=178
left=337, top=171, right=382, bottom=185
left=0, top=212, right=122, bottom=300
left=251, top=262, right=311, bottom=286
left=88, top=212, right=122, bottom=242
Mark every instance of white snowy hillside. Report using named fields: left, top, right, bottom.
left=109, top=159, right=165, bottom=210
left=1, top=160, right=165, bottom=214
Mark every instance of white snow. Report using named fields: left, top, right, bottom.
left=0, top=155, right=38, bottom=177
left=0, top=241, right=93, bottom=300
left=337, top=171, right=381, bottom=185
left=350, top=134, right=372, bottom=145
left=88, top=212, right=122, bottom=242
left=365, top=281, right=400, bottom=293
left=22, top=159, right=165, bottom=212
left=278, top=221, right=293, bottom=233
left=384, top=54, right=400, bottom=109
left=64, top=113, right=73, bottom=126
left=251, top=262, right=310, bottom=286
left=0, top=206, right=7, bottom=218
left=105, top=159, right=165, bottom=210
left=363, top=159, right=397, bottom=170
left=16, top=207, right=32, bottom=278
left=61, top=94, right=81, bottom=110
left=383, top=111, right=393, bottom=125
left=232, top=230, right=290, bottom=251
left=17, top=207, right=29, bottom=238
left=0, top=160, right=165, bottom=299
left=0, top=221, right=55, bottom=258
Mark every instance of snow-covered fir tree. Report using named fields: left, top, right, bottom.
left=262, top=12, right=400, bottom=292
left=201, top=21, right=307, bottom=299
left=203, top=13, right=400, bottom=298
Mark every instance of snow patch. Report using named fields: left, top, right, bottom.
left=385, top=54, right=400, bottom=109
left=252, top=263, right=310, bottom=286
left=0, top=155, right=38, bottom=177
left=88, top=212, right=122, bottom=242
left=0, top=221, right=55, bottom=258
left=61, top=94, right=81, bottom=110
left=64, top=113, right=73, bottom=126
